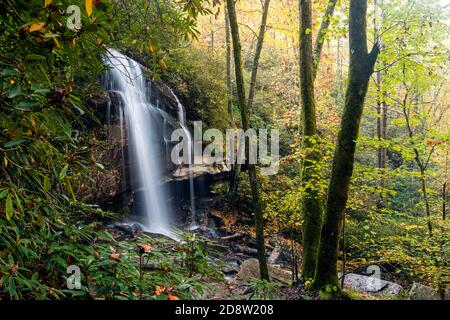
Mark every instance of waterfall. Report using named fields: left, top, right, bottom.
left=104, top=49, right=172, bottom=236
left=170, top=91, right=197, bottom=227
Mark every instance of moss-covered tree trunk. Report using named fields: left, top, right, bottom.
left=298, top=0, right=323, bottom=280
left=312, top=0, right=379, bottom=291
left=225, top=7, right=234, bottom=128
left=226, top=0, right=269, bottom=281
left=225, top=5, right=241, bottom=198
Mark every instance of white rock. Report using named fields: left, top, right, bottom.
left=340, top=273, right=403, bottom=296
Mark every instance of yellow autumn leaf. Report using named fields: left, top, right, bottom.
left=86, top=0, right=93, bottom=17
left=28, top=22, right=45, bottom=33
left=53, top=37, right=61, bottom=48
left=44, top=0, right=52, bottom=7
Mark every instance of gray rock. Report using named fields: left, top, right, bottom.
left=237, top=258, right=292, bottom=284
left=166, top=163, right=230, bottom=182
left=409, top=282, right=440, bottom=300
left=340, top=273, right=403, bottom=296
left=113, top=222, right=142, bottom=238
left=267, top=244, right=293, bottom=266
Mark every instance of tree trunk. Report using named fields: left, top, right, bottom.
left=226, top=0, right=269, bottom=281
left=228, top=0, right=271, bottom=199
left=225, top=7, right=234, bottom=128
left=402, top=87, right=433, bottom=237
left=444, top=148, right=448, bottom=221
left=312, top=0, right=379, bottom=292
left=247, top=0, right=271, bottom=111
left=312, top=0, right=337, bottom=80
left=381, top=92, right=388, bottom=186
left=298, top=0, right=324, bottom=280
left=374, top=0, right=387, bottom=210
left=443, top=182, right=447, bottom=221
left=420, top=173, right=433, bottom=236
left=225, top=5, right=240, bottom=197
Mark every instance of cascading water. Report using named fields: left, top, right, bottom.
left=104, top=49, right=173, bottom=236
left=170, top=91, right=197, bottom=227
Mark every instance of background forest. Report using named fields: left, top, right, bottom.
left=0, top=0, right=449, bottom=300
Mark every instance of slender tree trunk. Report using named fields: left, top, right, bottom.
left=374, top=0, right=387, bottom=209
left=340, top=213, right=346, bottom=289
left=228, top=0, right=271, bottom=199
left=247, top=0, right=271, bottom=111
left=225, top=8, right=234, bottom=128
left=381, top=91, right=388, bottom=185
left=226, top=0, right=269, bottom=281
left=443, top=182, right=447, bottom=221
left=420, top=173, right=433, bottom=236
left=312, top=0, right=379, bottom=291
left=444, top=148, right=448, bottom=221
left=312, top=0, right=337, bottom=80
left=337, top=37, right=344, bottom=102
left=402, top=89, right=433, bottom=236
left=225, top=6, right=240, bottom=197
left=298, top=0, right=324, bottom=280
left=375, top=63, right=384, bottom=210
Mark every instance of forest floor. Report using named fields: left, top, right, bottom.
left=105, top=194, right=412, bottom=300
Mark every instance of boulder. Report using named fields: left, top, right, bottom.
left=267, top=244, right=293, bottom=266
left=222, top=260, right=241, bottom=276
left=113, top=222, right=142, bottom=238
left=237, top=258, right=292, bottom=284
left=408, top=282, right=440, bottom=300
left=166, top=163, right=230, bottom=182
left=340, top=273, right=403, bottom=296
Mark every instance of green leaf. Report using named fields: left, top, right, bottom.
left=43, top=175, right=51, bottom=192
left=9, top=278, right=17, bottom=299
left=4, top=140, right=25, bottom=148
left=0, top=189, right=9, bottom=199
left=95, top=163, right=105, bottom=170
left=8, top=83, right=22, bottom=98
left=59, top=164, right=69, bottom=180
left=71, top=102, right=85, bottom=115
left=25, top=54, right=47, bottom=61
left=18, top=99, right=40, bottom=110
left=5, top=195, right=14, bottom=221
left=64, top=178, right=76, bottom=202
left=2, top=68, right=17, bottom=76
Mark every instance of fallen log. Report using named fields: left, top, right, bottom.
left=219, top=232, right=248, bottom=242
